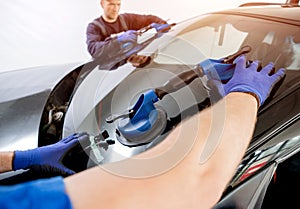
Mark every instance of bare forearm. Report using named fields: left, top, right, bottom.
left=0, top=152, right=14, bottom=173
left=195, top=92, right=258, bottom=205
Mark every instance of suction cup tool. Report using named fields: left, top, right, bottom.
left=115, top=90, right=167, bottom=147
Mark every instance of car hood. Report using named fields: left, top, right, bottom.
left=0, top=62, right=81, bottom=151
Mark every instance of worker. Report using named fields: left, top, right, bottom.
left=0, top=55, right=286, bottom=209
left=86, top=0, right=170, bottom=57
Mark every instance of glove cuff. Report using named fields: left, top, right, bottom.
left=245, top=92, right=260, bottom=108
left=228, top=86, right=261, bottom=107
left=13, top=150, right=39, bottom=171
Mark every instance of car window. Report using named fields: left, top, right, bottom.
left=155, top=23, right=247, bottom=65
left=154, top=14, right=300, bottom=71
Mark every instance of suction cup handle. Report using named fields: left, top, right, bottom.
left=116, top=89, right=167, bottom=146
left=130, top=90, right=159, bottom=124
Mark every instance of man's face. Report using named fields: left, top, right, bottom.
left=101, top=0, right=121, bottom=22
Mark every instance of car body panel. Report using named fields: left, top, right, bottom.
left=0, top=63, right=81, bottom=151
left=220, top=6, right=300, bottom=25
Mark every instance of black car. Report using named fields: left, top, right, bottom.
left=0, top=2, right=299, bottom=208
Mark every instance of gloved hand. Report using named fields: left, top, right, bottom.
left=198, top=58, right=235, bottom=82
left=209, top=55, right=286, bottom=107
left=150, top=23, right=170, bottom=32
left=13, top=132, right=90, bottom=175
left=117, top=30, right=138, bottom=50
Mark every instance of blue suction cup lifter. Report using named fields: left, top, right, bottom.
left=130, top=89, right=159, bottom=128
left=117, top=89, right=167, bottom=146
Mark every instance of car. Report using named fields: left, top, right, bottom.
left=0, top=1, right=299, bottom=208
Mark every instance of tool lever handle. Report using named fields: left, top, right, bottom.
left=223, top=45, right=252, bottom=64
left=155, top=70, right=199, bottom=99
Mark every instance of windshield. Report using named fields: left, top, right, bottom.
left=62, top=12, right=300, bottom=172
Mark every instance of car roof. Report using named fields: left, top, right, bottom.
left=212, top=5, right=300, bottom=25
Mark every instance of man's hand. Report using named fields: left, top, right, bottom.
left=150, top=23, right=171, bottom=32
left=209, top=55, right=286, bottom=107
left=117, top=30, right=138, bottom=50
left=198, top=46, right=252, bottom=82
left=13, top=132, right=90, bottom=175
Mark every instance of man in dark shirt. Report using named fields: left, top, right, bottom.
left=86, top=0, right=168, bottom=57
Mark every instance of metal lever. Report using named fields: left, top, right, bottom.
left=106, top=109, right=135, bottom=123
left=137, top=22, right=175, bottom=35
left=155, top=69, right=201, bottom=100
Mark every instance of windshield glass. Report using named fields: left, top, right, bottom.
left=62, top=12, right=300, bottom=174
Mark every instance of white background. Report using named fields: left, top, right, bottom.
left=0, top=0, right=283, bottom=72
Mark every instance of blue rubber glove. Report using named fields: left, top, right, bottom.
left=13, top=132, right=90, bottom=175
left=150, top=23, right=170, bottom=32
left=117, top=30, right=137, bottom=50
left=198, top=58, right=235, bottom=82
left=209, top=55, right=286, bottom=107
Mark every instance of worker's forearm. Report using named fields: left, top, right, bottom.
left=0, top=152, right=14, bottom=173
left=197, top=92, right=258, bottom=203
left=147, top=91, right=258, bottom=208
